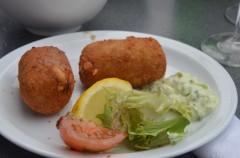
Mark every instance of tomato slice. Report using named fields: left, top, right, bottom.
left=56, top=114, right=128, bottom=152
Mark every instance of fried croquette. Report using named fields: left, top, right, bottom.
left=18, top=46, right=75, bottom=115
left=79, top=36, right=166, bottom=88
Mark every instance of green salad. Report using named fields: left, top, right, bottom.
left=96, top=72, right=219, bottom=149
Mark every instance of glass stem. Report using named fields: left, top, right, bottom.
left=234, top=3, right=240, bottom=40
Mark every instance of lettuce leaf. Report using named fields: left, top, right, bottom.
left=123, top=90, right=171, bottom=114
left=127, top=115, right=189, bottom=149
left=96, top=104, right=112, bottom=128
left=96, top=89, right=190, bottom=149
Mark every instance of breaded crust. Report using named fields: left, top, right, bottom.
left=79, top=36, right=166, bottom=88
left=18, top=46, right=75, bottom=115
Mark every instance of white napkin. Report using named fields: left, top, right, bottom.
left=193, top=115, right=240, bottom=158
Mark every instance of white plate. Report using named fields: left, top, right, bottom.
left=0, top=31, right=237, bottom=158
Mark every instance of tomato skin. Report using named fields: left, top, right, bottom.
left=56, top=114, right=127, bottom=152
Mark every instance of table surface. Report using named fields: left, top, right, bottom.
left=0, top=0, right=239, bottom=158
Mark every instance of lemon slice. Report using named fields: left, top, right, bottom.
left=72, top=78, right=132, bottom=125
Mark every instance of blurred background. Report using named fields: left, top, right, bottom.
left=1, top=0, right=238, bottom=55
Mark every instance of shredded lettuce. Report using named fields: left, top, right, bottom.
left=96, top=89, right=190, bottom=149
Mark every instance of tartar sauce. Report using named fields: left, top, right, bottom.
left=144, top=72, right=219, bottom=121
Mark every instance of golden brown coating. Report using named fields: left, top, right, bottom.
left=79, top=36, right=167, bottom=88
left=18, top=46, right=75, bottom=115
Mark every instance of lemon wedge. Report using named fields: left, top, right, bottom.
left=71, top=78, right=132, bottom=125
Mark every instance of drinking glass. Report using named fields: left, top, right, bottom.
left=225, top=3, right=238, bottom=24
left=201, top=2, right=240, bottom=67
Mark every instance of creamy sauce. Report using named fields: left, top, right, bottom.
left=144, top=72, right=219, bottom=121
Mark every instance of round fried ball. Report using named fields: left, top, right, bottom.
left=18, top=46, right=75, bottom=115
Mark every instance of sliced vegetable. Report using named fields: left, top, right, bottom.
left=56, top=114, right=127, bottom=152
